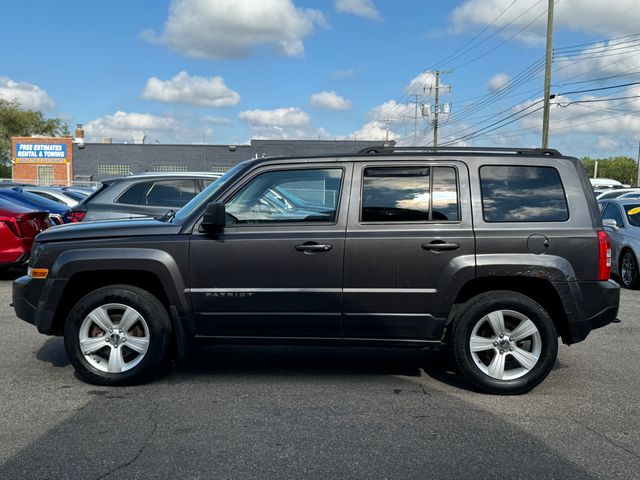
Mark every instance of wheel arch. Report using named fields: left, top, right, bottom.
left=47, top=248, right=190, bottom=336
left=450, top=276, right=570, bottom=343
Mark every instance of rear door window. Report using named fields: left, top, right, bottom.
left=480, top=165, right=569, bottom=222
left=116, top=179, right=197, bottom=207
left=361, top=166, right=459, bottom=222
left=145, top=180, right=197, bottom=207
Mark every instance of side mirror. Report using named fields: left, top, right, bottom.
left=200, top=202, right=225, bottom=233
left=602, top=218, right=619, bottom=231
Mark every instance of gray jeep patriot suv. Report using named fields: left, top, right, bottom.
left=12, top=147, right=620, bottom=394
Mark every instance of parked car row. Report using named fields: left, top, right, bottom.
left=0, top=172, right=221, bottom=269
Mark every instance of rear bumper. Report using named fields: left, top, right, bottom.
left=553, top=279, right=620, bottom=344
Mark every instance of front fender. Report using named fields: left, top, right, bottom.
left=50, top=248, right=190, bottom=314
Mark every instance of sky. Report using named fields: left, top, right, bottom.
left=1, top=0, right=640, bottom=159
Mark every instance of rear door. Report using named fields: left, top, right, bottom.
left=342, top=160, right=475, bottom=341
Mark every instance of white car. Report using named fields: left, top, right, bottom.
left=591, top=178, right=625, bottom=189
left=21, top=187, right=86, bottom=207
left=596, top=188, right=640, bottom=200
left=599, top=198, right=640, bottom=288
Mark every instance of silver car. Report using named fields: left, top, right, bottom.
left=599, top=198, right=640, bottom=288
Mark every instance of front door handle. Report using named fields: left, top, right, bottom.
left=422, top=241, right=460, bottom=251
left=295, top=243, right=333, bottom=253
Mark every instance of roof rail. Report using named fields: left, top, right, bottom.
left=358, top=146, right=562, bottom=156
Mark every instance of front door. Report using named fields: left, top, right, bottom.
left=342, top=160, right=475, bottom=340
left=189, top=163, right=351, bottom=339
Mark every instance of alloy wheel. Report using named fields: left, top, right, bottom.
left=78, top=303, right=150, bottom=373
left=469, top=309, right=542, bottom=380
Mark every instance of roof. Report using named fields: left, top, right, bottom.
left=101, top=171, right=223, bottom=183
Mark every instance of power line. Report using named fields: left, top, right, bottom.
left=558, top=80, right=640, bottom=96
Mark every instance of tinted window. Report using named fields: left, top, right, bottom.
left=480, top=166, right=569, bottom=222
left=602, top=203, right=624, bottom=227
left=116, top=181, right=152, bottom=205
left=226, top=168, right=343, bottom=224
left=31, top=191, right=65, bottom=204
left=623, top=204, right=640, bottom=227
left=361, top=166, right=459, bottom=222
left=145, top=180, right=197, bottom=207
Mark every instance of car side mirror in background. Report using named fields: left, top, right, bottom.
left=602, top=218, right=619, bottom=231
left=200, top=202, right=226, bottom=233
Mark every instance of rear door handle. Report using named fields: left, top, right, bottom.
left=295, top=243, right=333, bottom=253
left=422, top=241, right=460, bottom=251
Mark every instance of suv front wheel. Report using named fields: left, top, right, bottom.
left=450, top=291, right=558, bottom=395
left=64, top=285, right=172, bottom=386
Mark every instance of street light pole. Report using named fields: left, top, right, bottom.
left=636, top=140, right=640, bottom=187
left=541, top=0, right=555, bottom=148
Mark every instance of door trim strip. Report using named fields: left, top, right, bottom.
left=185, top=287, right=436, bottom=294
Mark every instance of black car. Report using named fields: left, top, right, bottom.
left=69, top=172, right=221, bottom=222
left=13, top=147, right=619, bottom=394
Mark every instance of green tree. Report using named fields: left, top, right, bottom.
left=581, top=156, right=639, bottom=186
left=0, top=98, right=69, bottom=178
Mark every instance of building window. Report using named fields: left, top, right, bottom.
left=211, top=164, right=231, bottom=173
left=36, top=166, right=55, bottom=186
left=153, top=165, right=188, bottom=172
left=97, top=164, right=131, bottom=175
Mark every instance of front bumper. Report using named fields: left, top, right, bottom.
left=12, top=275, right=60, bottom=335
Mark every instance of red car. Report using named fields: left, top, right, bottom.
left=0, top=197, right=50, bottom=268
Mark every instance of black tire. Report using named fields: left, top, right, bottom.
left=619, top=249, right=639, bottom=289
left=63, top=285, right=172, bottom=386
left=450, top=291, right=558, bottom=395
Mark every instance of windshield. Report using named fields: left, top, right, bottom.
left=172, top=161, right=250, bottom=223
left=624, top=204, right=640, bottom=227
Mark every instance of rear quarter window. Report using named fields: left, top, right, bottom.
left=480, top=165, right=569, bottom=222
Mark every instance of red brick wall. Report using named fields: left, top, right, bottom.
left=11, top=137, right=73, bottom=185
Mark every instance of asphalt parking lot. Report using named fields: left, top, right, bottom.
left=0, top=271, right=638, bottom=479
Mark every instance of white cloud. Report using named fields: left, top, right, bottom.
left=310, top=91, right=352, bottom=110
left=449, top=0, right=640, bottom=44
left=83, top=111, right=183, bottom=143
left=239, top=107, right=310, bottom=127
left=334, top=0, right=381, bottom=21
left=350, top=100, right=416, bottom=141
left=553, top=40, right=640, bottom=81
left=0, top=76, right=55, bottom=110
left=143, top=0, right=326, bottom=59
left=405, top=71, right=447, bottom=95
left=238, top=107, right=320, bottom=140
left=202, top=115, right=232, bottom=125
left=488, top=73, right=511, bottom=92
left=142, top=71, right=240, bottom=107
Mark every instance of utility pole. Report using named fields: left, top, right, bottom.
left=636, top=140, right=640, bottom=187
left=406, top=95, right=424, bottom=144
left=434, top=71, right=441, bottom=147
left=431, top=70, right=452, bottom=147
left=541, top=0, right=555, bottom=148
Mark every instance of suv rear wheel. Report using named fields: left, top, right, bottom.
left=63, top=285, right=172, bottom=386
left=451, top=291, right=558, bottom=395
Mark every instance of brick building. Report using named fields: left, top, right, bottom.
left=11, top=136, right=74, bottom=185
